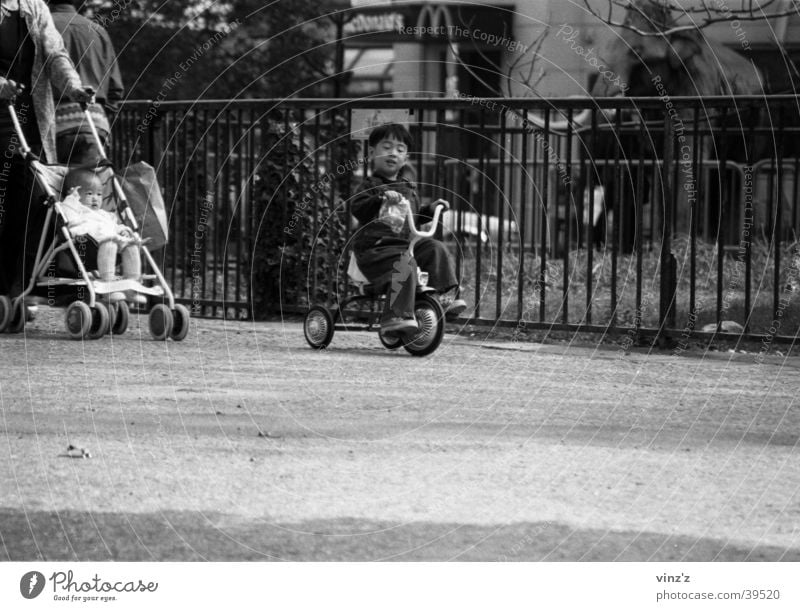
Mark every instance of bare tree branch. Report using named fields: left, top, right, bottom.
left=582, top=0, right=800, bottom=36
left=447, top=17, right=550, bottom=98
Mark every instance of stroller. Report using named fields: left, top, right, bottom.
left=0, top=91, right=189, bottom=341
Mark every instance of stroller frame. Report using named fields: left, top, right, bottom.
left=0, top=93, right=189, bottom=341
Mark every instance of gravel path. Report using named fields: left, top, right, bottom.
left=1, top=309, right=799, bottom=560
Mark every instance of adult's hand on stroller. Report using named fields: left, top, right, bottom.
left=0, top=78, right=22, bottom=100
left=68, top=86, right=94, bottom=105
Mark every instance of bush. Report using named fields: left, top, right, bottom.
left=251, top=110, right=354, bottom=318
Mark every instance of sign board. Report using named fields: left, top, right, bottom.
left=341, top=3, right=515, bottom=46
left=350, top=108, right=414, bottom=140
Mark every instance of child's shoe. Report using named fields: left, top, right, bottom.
left=438, top=294, right=467, bottom=318
left=381, top=316, right=418, bottom=337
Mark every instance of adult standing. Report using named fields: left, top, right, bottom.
left=0, top=0, right=90, bottom=296
left=48, top=0, right=123, bottom=165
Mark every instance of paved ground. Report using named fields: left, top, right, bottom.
left=1, top=309, right=799, bottom=561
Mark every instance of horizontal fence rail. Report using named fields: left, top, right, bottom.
left=110, top=95, right=800, bottom=345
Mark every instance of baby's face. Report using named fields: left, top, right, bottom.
left=78, top=178, right=104, bottom=210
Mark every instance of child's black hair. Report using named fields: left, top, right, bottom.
left=368, top=123, right=414, bottom=150
left=63, top=167, right=102, bottom=197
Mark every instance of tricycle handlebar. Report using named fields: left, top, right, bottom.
left=408, top=199, right=448, bottom=240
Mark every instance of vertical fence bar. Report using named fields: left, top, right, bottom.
left=715, top=107, right=729, bottom=329
left=475, top=107, right=486, bottom=319
left=689, top=104, right=699, bottom=322
left=610, top=104, right=622, bottom=329
left=342, top=103, right=355, bottom=304
left=281, top=108, right=291, bottom=314
left=635, top=116, right=645, bottom=333
left=235, top=107, right=244, bottom=314
left=201, top=108, right=210, bottom=317
left=326, top=107, right=336, bottom=306
left=562, top=108, right=573, bottom=325
left=179, top=108, right=188, bottom=303
left=659, top=109, right=676, bottom=333
left=247, top=106, right=256, bottom=316
left=191, top=107, right=200, bottom=312
left=456, top=109, right=466, bottom=304
left=211, top=108, right=222, bottom=315
left=222, top=109, right=232, bottom=317
left=793, top=156, right=799, bottom=236
left=167, top=111, right=178, bottom=291
left=744, top=106, right=755, bottom=334
left=774, top=105, right=785, bottom=322
left=585, top=108, right=597, bottom=325
left=496, top=108, right=506, bottom=319
left=539, top=110, right=550, bottom=323
left=518, top=108, right=528, bottom=323
left=312, top=110, right=321, bottom=304
left=434, top=109, right=444, bottom=202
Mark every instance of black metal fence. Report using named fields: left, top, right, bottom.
left=111, top=95, right=800, bottom=345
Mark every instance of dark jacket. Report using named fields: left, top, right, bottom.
left=351, top=173, right=436, bottom=254
left=49, top=3, right=123, bottom=112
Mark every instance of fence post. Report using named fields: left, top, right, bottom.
left=141, top=104, right=165, bottom=277
left=144, top=104, right=163, bottom=170
left=659, top=112, right=677, bottom=340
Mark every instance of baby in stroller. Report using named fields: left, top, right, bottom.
left=59, top=167, right=145, bottom=305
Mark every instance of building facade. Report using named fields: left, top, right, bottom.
left=341, top=0, right=800, bottom=98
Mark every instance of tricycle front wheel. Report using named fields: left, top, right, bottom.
left=404, top=294, right=445, bottom=357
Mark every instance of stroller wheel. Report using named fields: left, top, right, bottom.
left=304, top=305, right=334, bottom=349
left=110, top=301, right=129, bottom=335
left=88, top=303, right=110, bottom=340
left=403, top=294, right=445, bottom=357
left=8, top=300, right=27, bottom=334
left=170, top=304, right=191, bottom=341
left=149, top=303, right=174, bottom=341
left=0, top=296, right=11, bottom=332
left=65, top=301, right=92, bottom=340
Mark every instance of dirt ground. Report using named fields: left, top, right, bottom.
left=1, top=307, right=799, bottom=561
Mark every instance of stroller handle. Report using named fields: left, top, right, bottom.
left=77, top=88, right=97, bottom=111
left=4, top=85, right=34, bottom=159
